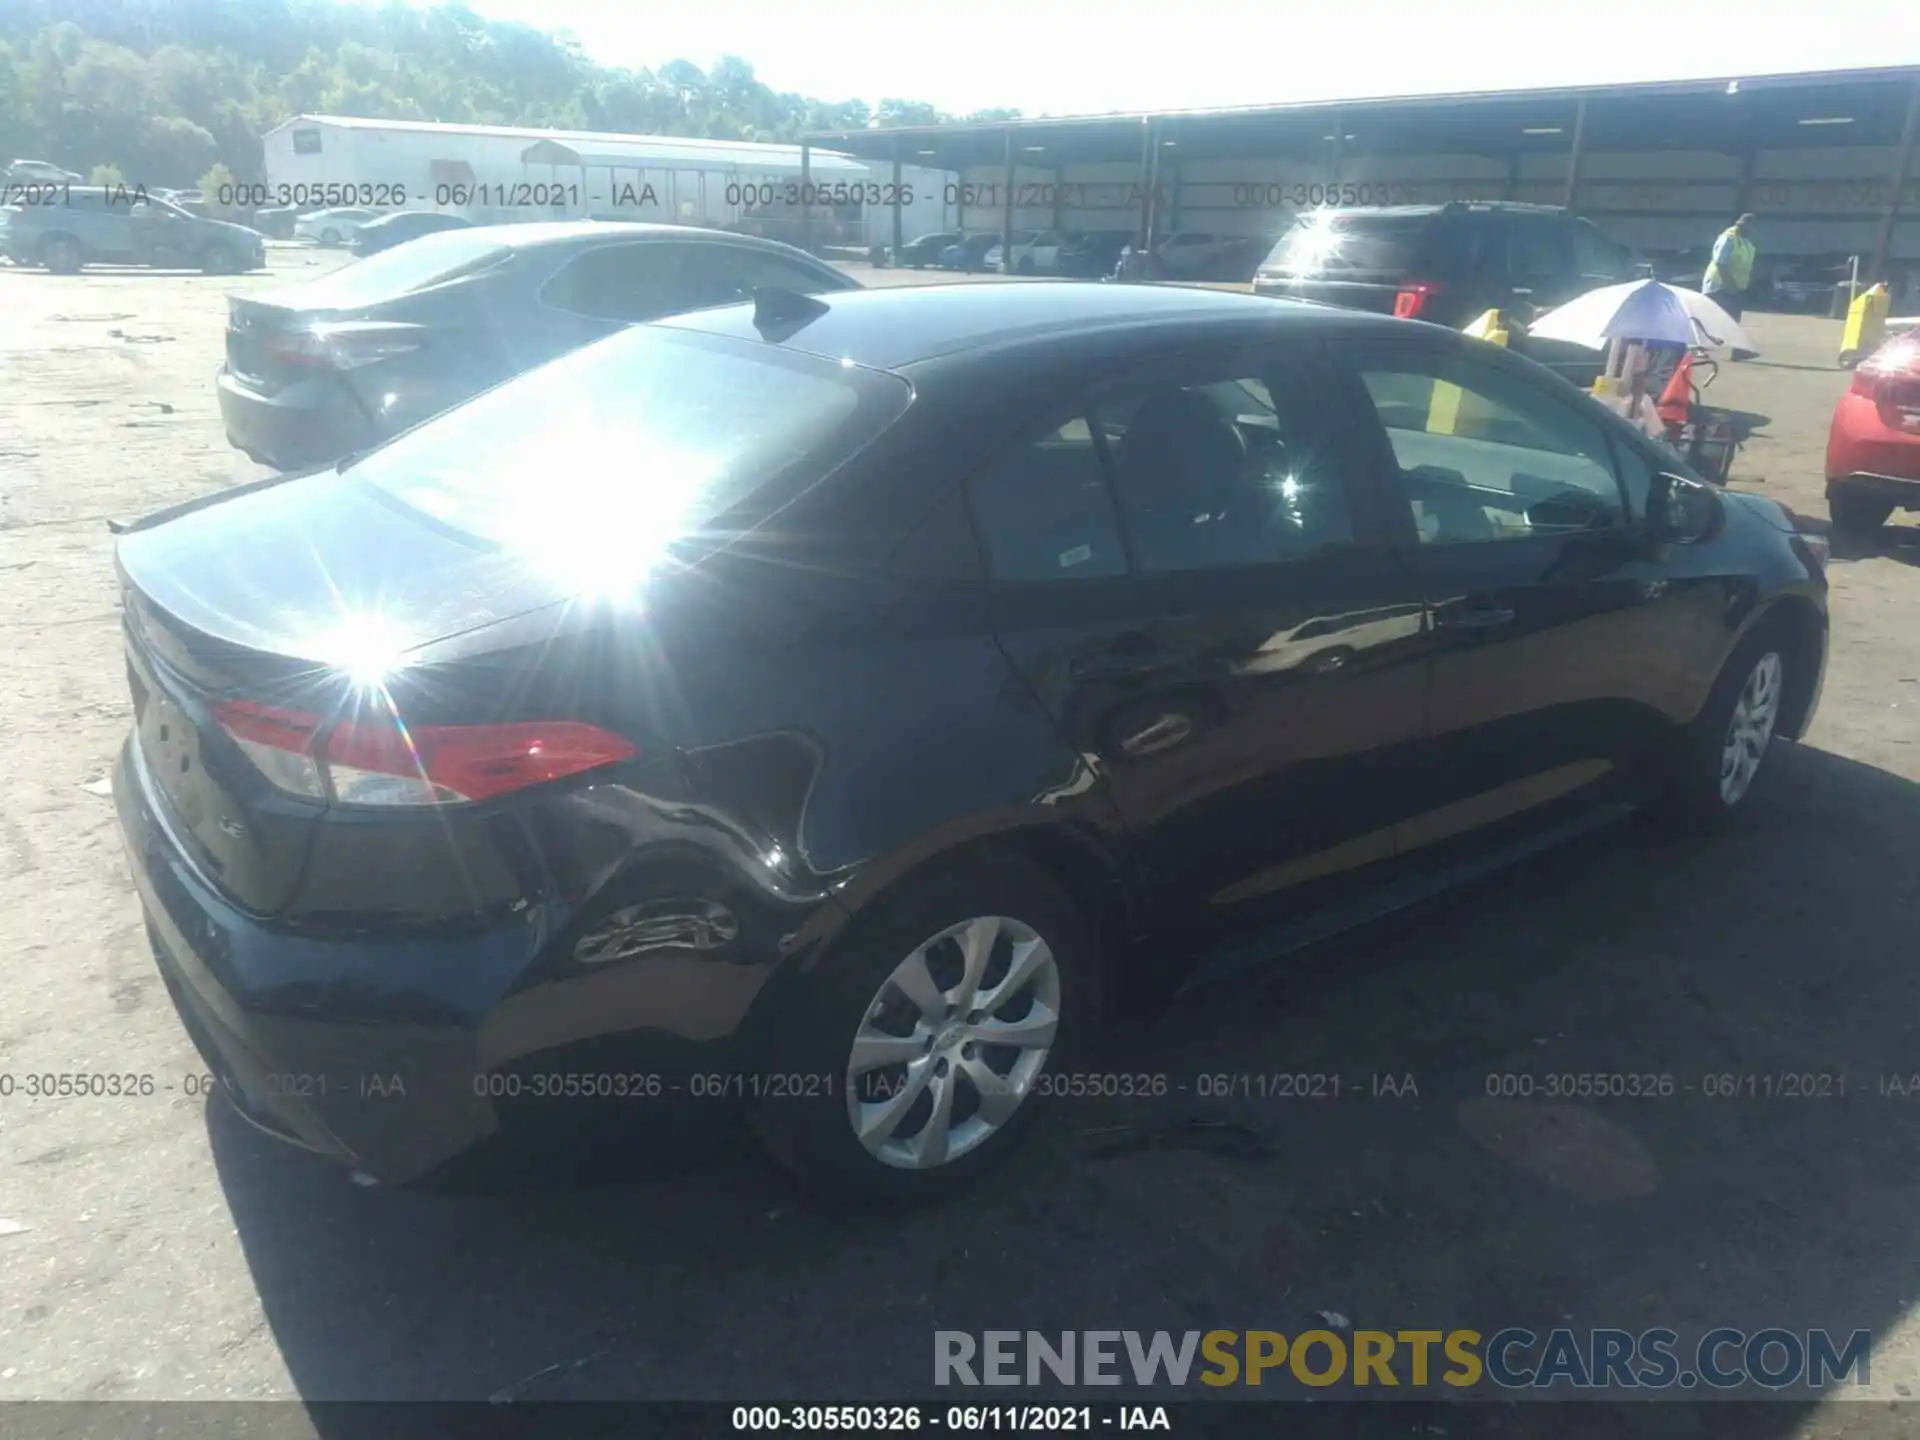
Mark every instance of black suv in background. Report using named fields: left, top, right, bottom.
left=1253, top=202, right=1638, bottom=385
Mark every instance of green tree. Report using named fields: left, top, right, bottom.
left=0, top=0, right=975, bottom=180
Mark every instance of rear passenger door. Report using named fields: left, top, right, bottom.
left=1330, top=335, right=1689, bottom=854
left=968, top=340, right=1432, bottom=950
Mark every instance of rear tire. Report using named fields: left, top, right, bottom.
left=1829, top=489, right=1893, bottom=535
left=41, top=235, right=82, bottom=274
left=750, top=849, right=1097, bottom=1204
left=1646, top=627, right=1790, bottom=834
left=320, top=228, right=341, bottom=246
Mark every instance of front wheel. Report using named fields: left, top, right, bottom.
left=750, top=850, right=1096, bottom=1202
left=1829, top=489, right=1893, bottom=535
left=1647, top=633, right=1789, bottom=833
left=199, top=243, right=237, bottom=276
left=320, top=228, right=341, bottom=246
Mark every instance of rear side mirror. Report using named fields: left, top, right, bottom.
left=1647, top=471, right=1723, bottom=546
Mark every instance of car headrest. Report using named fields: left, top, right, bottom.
left=1112, top=389, right=1246, bottom=509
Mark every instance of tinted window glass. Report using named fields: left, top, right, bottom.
left=540, top=242, right=698, bottom=322
left=1359, top=357, right=1625, bottom=543
left=1607, top=432, right=1657, bottom=522
left=969, top=419, right=1128, bottom=582
left=1263, top=212, right=1465, bottom=276
left=1507, top=214, right=1566, bottom=281
left=1573, top=221, right=1630, bottom=281
left=292, top=128, right=322, bottom=155
left=677, top=247, right=851, bottom=308
left=1100, top=369, right=1354, bottom=573
left=286, top=230, right=511, bottom=306
left=346, top=328, right=904, bottom=573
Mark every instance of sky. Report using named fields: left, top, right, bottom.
left=432, top=0, right=1920, bottom=118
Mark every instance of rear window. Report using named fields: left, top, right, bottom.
left=1262, top=212, right=1458, bottom=276
left=344, top=325, right=909, bottom=571
left=285, top=230, right=511, bottom=307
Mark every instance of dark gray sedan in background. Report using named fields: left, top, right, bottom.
left=216, top=221, right=859, bottom=470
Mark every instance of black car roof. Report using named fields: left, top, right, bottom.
left=657, top=280, right=1395, bottom=371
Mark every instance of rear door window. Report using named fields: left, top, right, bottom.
left=1572, top=220, right=1632, bottom=283
left=1506, top=213, right=1570, bottom=285
left=539, top=242, right=698, bottom=322
left=674, top=246, right=854, bottom=310
left=968, top=419, right=1129, bottom=583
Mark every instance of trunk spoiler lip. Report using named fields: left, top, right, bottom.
left=107, top=462, right=339, bottom=536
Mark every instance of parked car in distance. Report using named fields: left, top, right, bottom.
left=1759, top=255, right=1850, bottom=313
left=296, top=207, right=380, bottom=246
left=1153, top=232, right=1245, bottom=278
left=5, top=158, right=82, bottom=183
left=1, top=190, right=265, bottom=275
left=251, top=206, right=302, bottom=240
left=985, top=229, right=1066, bottom=276
left=350, top=210, right=475, bottom=256
left=1057, top=229, right=1133, bottom=278
left=895, top=231, right=962, bottom=268
left=1254, top=202, right=1636, bottom=387
left=1826, top=334, right=1920, bottom=533
left=217, top=220, right=861, bottom=471
left=937, top=233, right=999, bottom=272
left=118, top=280, right=1828, bottom=1202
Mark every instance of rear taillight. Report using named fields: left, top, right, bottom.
left=213, top=700, right=635, bottom=807
left=1851, top=339, right=1920, bottom=424
left=1393, top=281, right=1441, bottom=319
left=259, top=322, right=423, bottom=372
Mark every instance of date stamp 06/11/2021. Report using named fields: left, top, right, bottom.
left=8, top=1068, right=1919, bottom=1109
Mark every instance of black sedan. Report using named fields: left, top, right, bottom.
left=1057, top=229, right=1134, bottom=278
left=349, top=209, right=474, bottom=256
left=115, top=282, right=1828, bottom=1201
left=216, top=220, right=859, bottom=471
left=894, top=230, right=962, bottom=268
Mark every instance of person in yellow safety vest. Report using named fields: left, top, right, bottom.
left=1702, top=213, right=1758, bottom=360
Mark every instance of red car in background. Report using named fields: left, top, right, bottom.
left=1827, top=334, right=1920, bottom=534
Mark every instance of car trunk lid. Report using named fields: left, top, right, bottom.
left=116, top=470, right=575, bottom=913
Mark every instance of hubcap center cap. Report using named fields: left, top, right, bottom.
left=934, top=1021, right=967, bottom=1052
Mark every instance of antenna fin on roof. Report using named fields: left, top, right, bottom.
left=751, top=286, right=831, bottom=337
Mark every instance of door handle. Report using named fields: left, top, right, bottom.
left=1435, top=605, right=1516, bottom=631
left=1070, top=645, right=1196, bottom=681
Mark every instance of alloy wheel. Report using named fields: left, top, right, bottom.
left=1719, top=651, right=1782, bottom=806
left=844, top=914, right=1060, bottom=1171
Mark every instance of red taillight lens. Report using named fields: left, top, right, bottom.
left=326, top=719, right=637, bottom=805
left=213, top=701, right=636, bottom=807
left=259, top=323, right=422, bottom=372
left=1393, top=281, right=1441, bottom=319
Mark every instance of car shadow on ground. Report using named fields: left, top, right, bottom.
left=206, top=740, right=1920, bottom=1431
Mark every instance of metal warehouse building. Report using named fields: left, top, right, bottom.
left=261, top=115, right=957, bottom=245
left=803, top=65, right=1920, bottom=279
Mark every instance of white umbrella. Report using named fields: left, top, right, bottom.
left=1527, top=278, right=1756, bottom=355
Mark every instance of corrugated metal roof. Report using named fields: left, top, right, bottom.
left=268, top=114, right=867, bottom=171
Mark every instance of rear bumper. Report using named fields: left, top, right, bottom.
left=113, top=727, right=832, bottom=1183
left=216, top=367, right=379, bottom=471
left=114, top=736, right=536, bottom=1180
left=1828, top=472, right=1920, bottom=508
